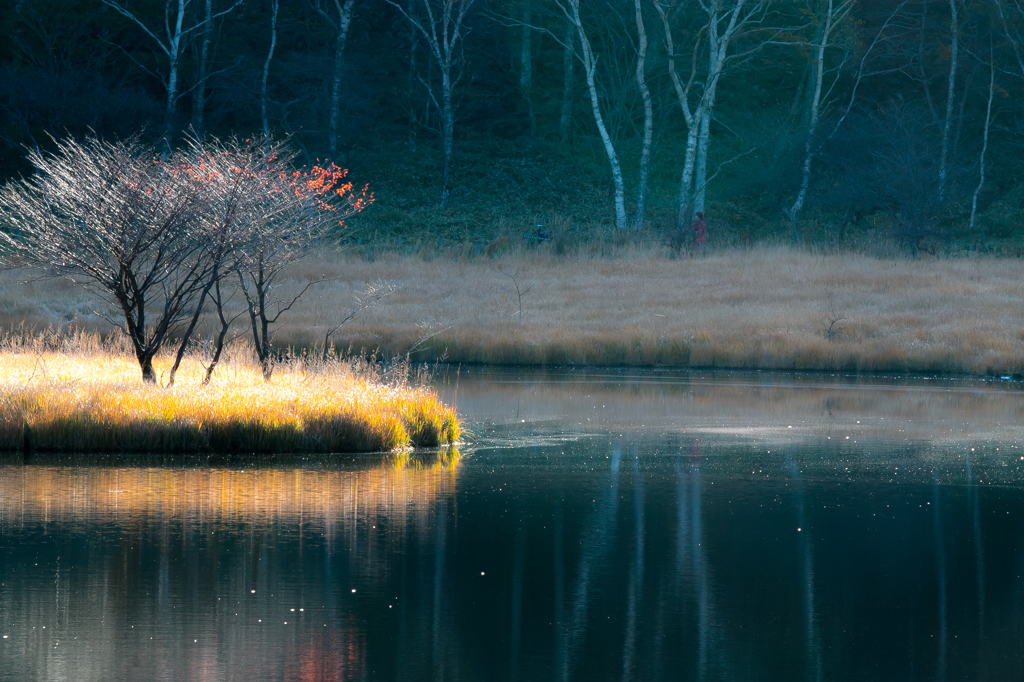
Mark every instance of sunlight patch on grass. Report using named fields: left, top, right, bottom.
left=0, top=352, right=459, bottom=454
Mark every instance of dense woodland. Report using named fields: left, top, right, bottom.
left=3, top=0, right=1024, bottom=253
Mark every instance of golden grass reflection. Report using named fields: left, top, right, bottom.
left=0, top=449, right=459, bottom=527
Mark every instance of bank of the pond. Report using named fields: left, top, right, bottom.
left=5, top=248, right=1024, bottom=376
left=0, top=354, right=459, bottom=454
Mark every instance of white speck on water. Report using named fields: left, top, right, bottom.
left=251, top=590, right=256, bottom=594
left=351, top=589, right=356, bottom=593
left=481, top=572, right=485, bottom=575
left=797, top=528, right=802, bottom=532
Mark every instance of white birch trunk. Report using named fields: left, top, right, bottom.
left=192, top=0, right=213, bottom=134
left=261, top=0, right=279, bottom=140
left=938, top=0, right=958, bottom=203
left=787, top=0, right=851, bottom=240
left=320, top=0, right=356, bottom=160
left=164, top=0, right=187, bottom=138
left=631, top=0, right=653, bottom=229
left=661, top=0, right=755, bottom=227
left=676, top=126, right=699, bottom=228
left=693, top=110, right=711, bottom=214
left=441, top=68, right=454, bottom=206
left=560, top=16, right=575, bottom=144
left=520, top=0, right=535, bottom=139
left=568, top=0, right=626, bottom=228
left=388, top=0, right=475, bottom=205
left=969, top=52, right=995, bottom=231
left=101, top=0, right=242, bottom=142
left=520, top=0, right=531, bottom=93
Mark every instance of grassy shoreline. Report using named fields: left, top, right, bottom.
left=4, top=247, right=1024, bottom=377
left=0, top=351, right=459, bottom=454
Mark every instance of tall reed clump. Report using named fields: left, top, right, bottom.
left=0, top=332, right=459, bottom=454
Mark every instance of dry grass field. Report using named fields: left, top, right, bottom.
left=3, top=247, right=1024, bottom=375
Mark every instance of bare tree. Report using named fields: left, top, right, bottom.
left=388, top=0, right=477, bottom=206
left=321, top=280, right=398, bottom=360
left=784, top=0, right=854, bottom=239
left=656, top=0, right=770, bottom=228
left=520, top=0, right=536, bottom=138
left=191, top=0, right=214, bottom=134
left=312, top=0, right=357, bottom=161
left=561, top=0, right=628, bottom=228
left=101, top=0, right=242, bottom=139
left=631, top=0, right=654, bottom=229
left=938, top=0, right=960, bottom=203
left=0, top=137, right=210, bottom=383
left=559, top=14, right=576, bottom=144
left=261, top=0, right=280, bottom=140
left=167, top=135, right=291, bottom=385
left=234, top=162, right=374, bottom=379
left=969, top=40, right=996, bottom=231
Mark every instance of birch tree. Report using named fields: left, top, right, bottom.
left=520, top=0, right=536, bottom=137
left=631, top=0, right=654, bottom=228
left=656, top=0, right=769, bottom=228
left=969, top=42, right=995, bottom=231
left=388, top=0, right=477, bottom=207
left=312, top=0, right=357, bottom=161
left=560, top=14, right=576, bottom=143
left=561, top=0, right=628, bottom=228
left=261, top=0, right=280, bottom=139
left=938, top=0, right=959, bottom=203
left=101, top=0, right=242, bottom=139
left=191, top=0, right=213, bottom=134
left=784, top=0, right=853, bottom=239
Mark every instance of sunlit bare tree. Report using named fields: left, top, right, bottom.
left=0, top=136, right=209, bottom=382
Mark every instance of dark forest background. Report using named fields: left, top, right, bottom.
left=3, top=0, right=1024, bottom=254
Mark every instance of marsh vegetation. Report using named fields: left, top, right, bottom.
left=0, top=331, right=459, bottom=454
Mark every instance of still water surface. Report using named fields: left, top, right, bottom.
left=3, top=368, right=1024, bottom=681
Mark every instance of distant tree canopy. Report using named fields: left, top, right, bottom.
left=1, top=0, right=1023, bottom=251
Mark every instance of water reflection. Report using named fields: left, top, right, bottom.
left=444, top=366, right=1024, bottom=443
left=3, top=368, right=1024, bottom=680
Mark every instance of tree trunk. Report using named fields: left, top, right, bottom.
left=192, top=0, right=213, bottom=134
left=938, top=0, right=958, bottom=203
left=675, top=126, right=699, bottom=229
left=261, top=0, right=279, bottom=139
left=327, top=0, right=356, bottom=160
left=969, top=47, right=995, bottom=231
left=519, top=0, right=531, bottom=93
left=788, top=0, right=849, bottom=238
left=559, top=16, right=575, bottom=144
left=140, top=354, right=157, bottom=384
left=203, top=281, right=232, bottom=384
left=440, top=69, right=454, bottom=207
left=164, top=0, right=187, bottom=142
left=693, top=110, right=711, bottom=215
left=569, top=0, right=626, bottom=229
left=631, top=0, right=653, bottom=229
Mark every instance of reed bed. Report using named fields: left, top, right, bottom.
left=0, top=347, right=459, bottom=454
left=4, top=246, right=1024, bottom=375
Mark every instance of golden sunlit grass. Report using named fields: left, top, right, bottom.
left=0, top=346, right=459, bottom=454
left=5, top=245, right=1024, bottom=376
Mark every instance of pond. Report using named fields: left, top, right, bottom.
left=2, top=367, right=1024, bottom=681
